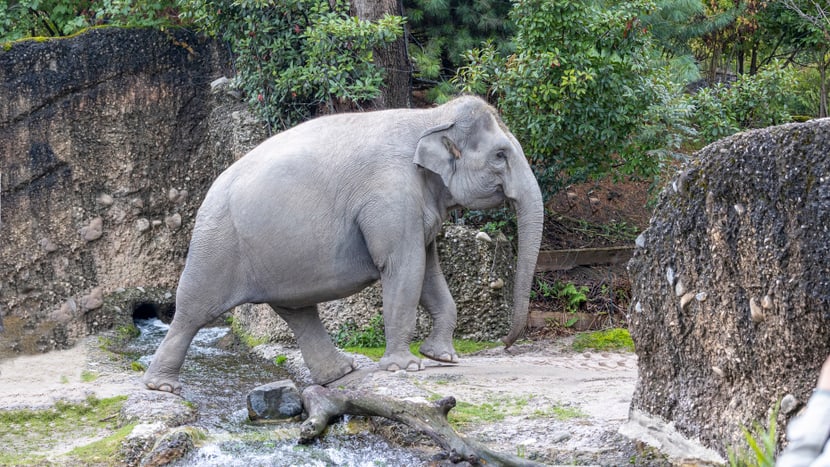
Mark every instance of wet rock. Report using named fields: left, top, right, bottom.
left=138, top=429, right=196, bottom=467
left=246, top=380, right=303, bottom=421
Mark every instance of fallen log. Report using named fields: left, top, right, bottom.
left=299, top=385, right=545, bottom=466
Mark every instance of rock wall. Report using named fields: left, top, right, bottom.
left=0, top=28, right=266, bottom=357
left=627, top=119, right=830, bottom=455
left=231, top=224, right=517, bottom=344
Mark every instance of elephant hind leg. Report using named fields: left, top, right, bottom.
left=272, top=304, right=356, bottom=385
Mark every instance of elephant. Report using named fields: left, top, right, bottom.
left=142, top=95, right=544, bottom=394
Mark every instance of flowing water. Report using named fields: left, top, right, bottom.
left=129, top=319, right=429, bottom=466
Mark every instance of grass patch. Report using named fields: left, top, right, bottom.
left=67, top=421, right=138, bottom=465
left=427, top=394, right=530, bottom=429
left=344, top=339, right=502, bottom=361
left=572, top=328, right=634, bottom=352
left=80, top=370, right=99, bottom=382
left=532, top=403, right=587, bottom=420
left=0, top=395, right=128, bottom=465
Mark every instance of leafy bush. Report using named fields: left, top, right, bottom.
left=454, top=0, right=688, bottom=199
left=689, top=65, right=798, bottom=146
left=0, top=0, right=181, bottom=41
left=334, top=313, right=386, bottom=348
left=572, top=328, right=634, bottom=352
left=181, top=0, right=404, bottom=131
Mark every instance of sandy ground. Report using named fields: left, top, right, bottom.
left=0, top=335, right=648, bottom=465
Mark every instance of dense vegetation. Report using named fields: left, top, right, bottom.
left=2, top=0, right=827, bottom=197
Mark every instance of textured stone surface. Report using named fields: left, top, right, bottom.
left=246, top=380, right=303, bottom=421
left=0, top=28, right=266, bottom=356
left=231, top=224, right=517, bottom=344
left=627, top=118, right=830, bottom=455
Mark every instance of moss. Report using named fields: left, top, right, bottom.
left=572, top=328, right=634, bottom=352
left=80, top=370, right=99, bottom=382
left=228, top=315, right=269, bottom=348
left=67, top=421, right=138, bottom=465
left=0, top=395, right=128, bottom=465
left=532, top=404, right=587, bottom=420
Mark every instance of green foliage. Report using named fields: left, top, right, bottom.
left=572, top=328, right=634, bottom=352
left=80, top=370, right=99, bottom=382
left=454, top=0, right=686, bottom=199
left=274, top=355, right=288, bottom=366
left=727, top=402, right=779, bottom=467
left=0, top=0, right=181, bottom=41
left=405, top=0, right=514, bottom=100
left=130, top=360, right=146, bottom=372
left=534, top=280, right=589, bottom=313
left=532, top=403, right=587, bottom=420
left=180, top=0, right=404, bottom=131
left=228, top=315, right=268, bottom=348
left=335, top=313, right=386, bottom=348
left=689, top=65, right=798, bottom=146
left=441, top=395, right=529, bottom=428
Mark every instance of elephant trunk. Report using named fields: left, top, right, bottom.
left=502, top=176, right=544, bottom=348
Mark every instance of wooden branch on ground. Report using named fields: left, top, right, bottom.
left=299, top=385, right=545, bottom=467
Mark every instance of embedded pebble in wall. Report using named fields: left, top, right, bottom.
left=761, top=295, right=773, bottom=309
left=680, top=292, right=695, bottom=310
left=168, top=188, right=180, bottom=203
left=130, top=198, right=144, bottom=209
left=81, top=217, right=103, bottom=241
left=666, top=266, right=675, bottom=286
left=695, top=292, right=708, bottom=302
left=749, top=297, right=765, bottom=323
left=635, top=232, right=645, bottom=248
left=97, top=193, right=114, bottom=206
left=733, top=204, right=745, bottom=215
left=780, top=393, right=798, bottom=415
left=165, top=213, right=182, bottom=230
left=39, top=237, right=58, bottom=252
left=136, top=218, right=151, bottom=232
left=675, top=279, right=686, bottom=297
left=80, top=286, right=104, bottom=310
left=489, top=278, right=504, bottom=289
left=152, top=220, right=162, bottom=228
left=475, top=231, right=492, bottom=242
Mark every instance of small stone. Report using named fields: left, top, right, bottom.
left=168, top=188, right=180, bottom=203
left=475, top=231, right=492, bottom=242
left=635, top=233, right=645, bottom=248
left=81, top=217, right=104, bottom=241
left=780, top=394, right=799, bottom=415
left=734, top=203, right=745, bottom=215
left=666, top=266, right=675, bottom=286
left=152, top=220, right=162, bottom=228
left=675, top=279, right=686, bottom=297
left=551, top=431, right=571, bottom=443
left=136, top=218, right=150, bottom=232
left=247, top=380, right=303, bottom=421
left=79, top=286, right=104, bottom=310
left=695, top=292, right=708, bottom=302
left=165, top=213, right=182, bottom=230
left=634, top=301, right=643, bottom=313
left=750, top=297, right=765, bottom=323
left=489, top=278, right=504, bottom=289
left=680, top=292, right=696, bottom=310
left=761, top=295, right=773, bottom=309
left=712, top=366, right=724, bottom=377
left=97, top=193, right=114, bottom=206
left=130, top=197, right=144, bottom=209
left=39, top=237, right=58, bottom=252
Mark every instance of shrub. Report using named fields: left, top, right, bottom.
left=181, top=0, right=404, bottom=132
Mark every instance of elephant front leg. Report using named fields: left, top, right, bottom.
left=273, top=304, right=356, bottom=385
left=417, top=242, right=459, bottom=364
left=378, top=262, right=425, bottom=373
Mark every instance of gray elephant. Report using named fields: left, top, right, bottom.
left=143, top=96, right=544, bottom=394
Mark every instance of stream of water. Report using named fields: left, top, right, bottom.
left=129, top=319, right=429, bottom=466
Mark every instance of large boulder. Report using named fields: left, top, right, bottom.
left=626, top=119, right=830, bottom=456
left=231, top=224, right=517, bottom=344
left=0, top=28, right=266, bottom=357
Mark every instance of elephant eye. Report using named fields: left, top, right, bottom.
left=496, top=150, right=506, bottom=159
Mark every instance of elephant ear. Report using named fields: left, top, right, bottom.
left=414, top=122, right=461, bottom=187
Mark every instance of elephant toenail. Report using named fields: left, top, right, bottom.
left=386, top=364, right=401, bottom=372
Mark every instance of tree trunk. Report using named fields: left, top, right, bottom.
left=350, top=0, right=411, bottom=109
left=300, top=385, right=545, bottom=466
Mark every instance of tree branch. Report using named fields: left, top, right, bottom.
left=299, top=385, right=545, bottom=467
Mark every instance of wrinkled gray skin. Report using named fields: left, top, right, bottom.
left=143, top=96, right=544, bottom=394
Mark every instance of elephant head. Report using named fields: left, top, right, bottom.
left=414, top=96, right=544, bottom=347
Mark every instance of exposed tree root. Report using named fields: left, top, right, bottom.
left=299, top=385, right=545, bottom=466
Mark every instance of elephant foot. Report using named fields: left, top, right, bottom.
left=309, top=353, right=356, bottom=385
left=419, top=339, right=459, bottom=364
left=380, top=351, right=423, bottom=372
left=143, top=373, right=182, bottom=395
